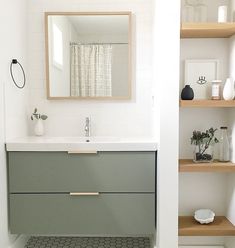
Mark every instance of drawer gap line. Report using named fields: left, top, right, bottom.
left=11, top=191, right=155, bottom=195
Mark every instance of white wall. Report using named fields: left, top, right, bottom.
left=2, top=2, right=29, bottom=140
left=179, top=173, right=228, bottom=215
left=0, top=0, right=29, bottom=247
left=153, top=0, right=180, bottom=248
left=28, top=0, right=154, bottom=138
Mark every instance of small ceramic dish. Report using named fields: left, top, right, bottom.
left=194, top=209, right=215, bottom=224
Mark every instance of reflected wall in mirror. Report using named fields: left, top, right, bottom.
left=45, top=12, right=132, bottom=99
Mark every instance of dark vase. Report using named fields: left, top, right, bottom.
left=181, top=85, right=194, bottom=100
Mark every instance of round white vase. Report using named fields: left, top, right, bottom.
left=223, top=78, right=235, bottom=100
left=34, top=119, right=44, bottom=136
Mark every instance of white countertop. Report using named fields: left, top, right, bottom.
left=6, top=136, right=158, bottom=151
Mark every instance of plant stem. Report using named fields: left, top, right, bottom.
left=201, top=137, right=212, bottom=155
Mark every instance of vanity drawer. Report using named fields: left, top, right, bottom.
left=10, top=193, right=155, bottom=235
left=8, top=151, right=155, bottom=193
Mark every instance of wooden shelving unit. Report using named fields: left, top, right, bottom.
left=179, top=159, right=235, bottom=172
left=179, top=216, right=235, bottom=236
left=180, top=99, right=235, bottom=108
left=181, top=23, right=235, bottom=38
left=179, top=19, right=235, bottom=240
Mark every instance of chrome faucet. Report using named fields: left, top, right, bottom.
left=84, top=117, right=91, bottom=137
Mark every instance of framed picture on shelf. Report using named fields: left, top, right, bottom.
left=184, top=59, right=219, bottom=99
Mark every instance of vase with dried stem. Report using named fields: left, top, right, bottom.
left=191, top=127, right=219, bottom=163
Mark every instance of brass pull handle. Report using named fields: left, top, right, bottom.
left=67, top=151, right=97, bottom=154
left=69, top=192, right=100, bottom=196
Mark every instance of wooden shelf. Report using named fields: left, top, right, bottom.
left=179, top=159, right=235, bottom=172
left=179, top=216, right=235, bottom=236
left=181, top=22, right=235, bottom=38
left=180, top=99, right=235, bottom=107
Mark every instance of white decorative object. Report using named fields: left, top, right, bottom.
left=211, top=80, right=222, bottom=100
left=31, top=108, right=48, bottom=136
left=194, top=209, right=215, bottom=224
left=34, top=119, right=44, bottom=136
left=182, top=0, right=208, bottom=22
left=194, top=0, right=208, bottom=22
left=223, top=78, right=235, bottom=100
left=185, top=59, right=219, bottom=99
left=218, top=6, right=228, bottom=23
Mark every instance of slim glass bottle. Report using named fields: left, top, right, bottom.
left=182, top=0, right=194, bottom=22
left=211, top=80, right=221, bottom=100
left=194, top=0, right=208, bottom=22
left=219, top=127, right=230, bottom=162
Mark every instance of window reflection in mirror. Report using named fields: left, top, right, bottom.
left=52, top=23, right=63, bottom=69
left=45, top=12, right=132, bottom=99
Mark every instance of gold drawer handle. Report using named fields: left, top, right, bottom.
left=67, top=151, right=97, bottom=154
left=69, top=192, right=100, bottom=196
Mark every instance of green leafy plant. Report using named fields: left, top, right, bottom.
left=191, top=127, right=219, bottom=161
left=31, top=108, right=48, bottom=121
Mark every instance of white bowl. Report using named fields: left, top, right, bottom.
left=194, top=209, right=215, bottom=224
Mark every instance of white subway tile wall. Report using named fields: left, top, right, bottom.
left=27, top=0, right=155, bottom=137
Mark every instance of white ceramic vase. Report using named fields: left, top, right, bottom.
left=223, top=78, right=235, bottom=100
left=34, top=119, right=44, bottom=136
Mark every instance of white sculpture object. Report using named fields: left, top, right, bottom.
left=194, top=209, right=215, bottom=224
left=223, top=78, right=235, bottom=100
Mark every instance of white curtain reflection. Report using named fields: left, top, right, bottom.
left=70, top=44, right=112, bottom=97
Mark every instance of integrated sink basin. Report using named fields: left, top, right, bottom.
left=42, top=136, right=121, bottom=143
left=6, top=136, right=158, bottom=151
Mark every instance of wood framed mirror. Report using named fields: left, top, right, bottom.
left=45, top=12, right=132, bottom=100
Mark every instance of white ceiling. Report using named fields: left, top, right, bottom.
left=67, top=15, right=129, bottom=35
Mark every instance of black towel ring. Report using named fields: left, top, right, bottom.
left=10, top=59, right=26, bottom=89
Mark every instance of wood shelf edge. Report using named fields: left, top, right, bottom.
left=181, top=22, right=235, bottom=29
left=179, top=216, right=235, bottom=236
left=179, top=159, right=235, bottom=172
left=180, top=100, right=235, bottom=108
left=180, top=22, right=235, bottom=38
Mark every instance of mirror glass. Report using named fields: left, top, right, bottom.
left=45, top=12, right=131, bottom=99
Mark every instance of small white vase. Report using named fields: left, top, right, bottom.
left=34, top=119, right=44, bottom=136
left=223, top=78, right=235, bottom=100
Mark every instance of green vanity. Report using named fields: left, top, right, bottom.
left=6, top=137, right=157, bottom=236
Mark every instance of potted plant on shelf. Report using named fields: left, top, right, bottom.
left=191, top=127, right=219, bottom=163
left=31, top=108, right=48, bottom=136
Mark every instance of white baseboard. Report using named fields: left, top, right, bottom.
left=9, top=235, right=29, bottom=248
left=179, top=246, right=224, bottom=248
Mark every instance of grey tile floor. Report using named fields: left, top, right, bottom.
left=25, top=236, right=151, bottom=248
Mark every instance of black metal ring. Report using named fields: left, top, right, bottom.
left=10, top=59, right=26, bottom=89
